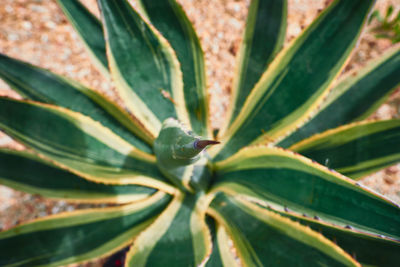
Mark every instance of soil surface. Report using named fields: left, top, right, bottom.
left=0, top=0, right=399, bottom=266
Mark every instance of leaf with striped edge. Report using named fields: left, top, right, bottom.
left=205, top=216, right=239, bottom=267
left=125, top=192, right=212, bottom=267
left=211, top=146, right=400, bottom=240
left=0, top=192, right=171, bottom=267
left=208, top=193, right=360, bottom=267
left=0, top=53, right=154, bottom=150
left=0, top=148, right=156, bottom=203
left=98, top=0, right=188, bottom=137
left=211, top=0, right=375, bottom=161
left=137, top=0, right=211, bottom=138
left=56, top=0, right=109, bottom=77
left=290, top=119, right=400, bottom=179
left=278, top=46, right=400, bottom=148
left=255, top=202, right=400, bottom=267
left=220, top=0, right=287, bottom=136
left=0, top=97, right=175, bottom=193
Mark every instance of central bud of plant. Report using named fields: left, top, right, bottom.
left=154, top=118, right=219, bottom=193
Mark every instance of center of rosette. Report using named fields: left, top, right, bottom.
left=154, top=118, right=219, bottom=192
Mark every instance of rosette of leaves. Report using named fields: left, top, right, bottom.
left=0, top=0, right=400, bottom=266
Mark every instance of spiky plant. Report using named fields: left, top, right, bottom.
left=0, top=0, right=400, bottom=266
left=369, top=5, right=400, bottom=44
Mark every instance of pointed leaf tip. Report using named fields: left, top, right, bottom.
left=194, top=140, right=221, bottom=150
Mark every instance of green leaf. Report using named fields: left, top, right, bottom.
left=0, top=97, right=175, bottom=193
left=260, top=204, right=400, bottom=267
left=125, top=192, right=212, bottom=267
left=138, top=0, right=210, bottom=137
left=220, top=0, right=287, bottom=135
left=211, top=0, right=375, bottom=161
left=0, top=192, right=171, bottom=267
left=212, top=146, right=400, bottom=240
left=386, top=5, right=394, bottom=19
left=278, top=47, right=400, bottom=148
left=0, top=148, right=156, bottom=203
left=56, top=0, right=109, bottom=76
left=0, top=53, right=154, bottom=150
left=208, top=193, right=359, bottom=267
left=291, top=119, right=400, bottom=179
left=98, top=0, right=188, bottom=137
left=205, top=217, right=239, bottom=267
left=368, top=10, right=382, bottom=24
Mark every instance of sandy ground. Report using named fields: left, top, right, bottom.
left=0, top=0, right=400, bottom=266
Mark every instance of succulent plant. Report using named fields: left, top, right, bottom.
left=369, top=5, right=400, bottom=44
left=0, top=0, right=400, bottom=266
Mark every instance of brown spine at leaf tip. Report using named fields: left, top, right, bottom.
left=194, top=139, right=220, bottom=149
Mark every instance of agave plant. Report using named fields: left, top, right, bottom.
left=0, top=0, right=400, bottom=266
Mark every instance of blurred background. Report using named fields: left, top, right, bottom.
left=0, top=0, right=399, bottom=265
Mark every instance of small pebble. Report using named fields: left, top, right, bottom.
left=22, top=21, right=33, bottom=30
left=5, top=5, right=13, bottom=13
left=7, top=33, right=19, bottom=42
left=40, top=34, right=49, bottom=43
